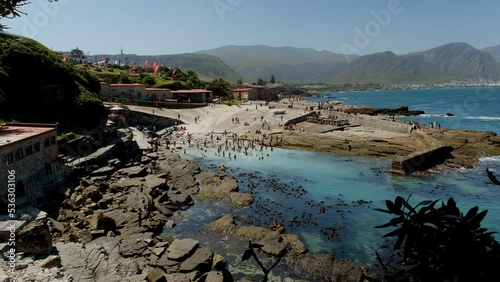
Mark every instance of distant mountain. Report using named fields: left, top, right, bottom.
left=90, top=53, right=239, bottom=82
left=483, top=44, right=500, bottom=62
left=331, top=43, right=500, bottom=84
left=196, top=45, right=358, bottom=83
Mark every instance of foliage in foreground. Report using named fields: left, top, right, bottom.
left=0, top=37, right=106, bottom=130
left=375, top=196, right=500, bottom=282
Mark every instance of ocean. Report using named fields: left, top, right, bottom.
left=167, top=87, right=500, bottom=275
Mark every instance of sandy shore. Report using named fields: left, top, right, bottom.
left=127, top=99, right=500, bottom=172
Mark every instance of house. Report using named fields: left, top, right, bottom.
left=170, top=89, right=213, bottom=103
left=145, top=88, right=172, bottom=101
left=100, top=83, right=172, bottom=101
left=0, top=123, right=62, bottom=213
left=100, top=83, right=147, bottom=100
left=232, top=87, right=254, bottom=101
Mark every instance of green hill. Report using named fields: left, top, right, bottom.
left=0, top=37, right=107, bottom=130
left=90, top=53, right=239, bottom=82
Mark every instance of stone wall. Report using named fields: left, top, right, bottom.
left=323, top=111, right=411, bottom=134
left=284, top=112, right=317, bottom=126
left=126, top=111, right=180, bottom=128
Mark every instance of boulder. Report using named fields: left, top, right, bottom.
left=90, top=212, right=117, bottom=232
left=204, top=271, right=226, bottom=282
left=286, top=254, right=369, bottom=282
left=212, top=254, right=227, bottom=271
left=178, top=247, right=213, bottom=273
left=256, top=234, right=286, bottom=256
left=91, top=166, right=117, bottom=176
left=117, top=165, right=148, bottom=178
left=16, top=219, right=53, bottom=255
left=146, top=268, right=167, bottom=282
left=39, top=255, right=61, bottom=268
left=82, top=185, right=103, bottom=202
left=55, top=242, right=148, bottom=282
left=164, top=272, right=199, bottom=282
left=228, top=192, right=253, bottom=207
left=119, top=232, right=153, bottom=257
left=205, top=214, right=237, bottom=234
left=195, top=172, right=239, bottom=200
left=165, top=220, right=176, bottom=228
left=282, top=234, right=307, bottom=255
left=167, top=239, right=199, bottom=261
left=145, top=175, right=168, bottom=190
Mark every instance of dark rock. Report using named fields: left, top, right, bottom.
left=17, top=219, right=53, bottom=255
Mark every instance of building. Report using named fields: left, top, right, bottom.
left=100, top=83, right=172, bottom=101
left=145, top=88, right=172, bottom=101
left=170, top=89, right=213, bottom=103
left=0, top=123, right=62, bottom=213
left=232, top=87, right=254, bottom=101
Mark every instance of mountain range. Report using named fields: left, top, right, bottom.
left=89, top=42, right=500, bottom=84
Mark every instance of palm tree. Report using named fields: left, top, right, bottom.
left=206, top=78, right=232, bottom=101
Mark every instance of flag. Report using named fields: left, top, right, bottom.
left=171, top=68, right=177, bottom=78
left=130, top=63, right=136, bottom=74
left=144, top=58, right=149, bottom=68
left=154, top=65, right=159, bottom=76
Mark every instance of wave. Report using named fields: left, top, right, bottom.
left=479, top=156, right=500, bottom=163
left=418, top=114, right=454, bottom=118
left=463, top=116, right=500, bottom=121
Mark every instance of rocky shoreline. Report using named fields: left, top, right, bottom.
left=1, top=129, right=369, bottom=282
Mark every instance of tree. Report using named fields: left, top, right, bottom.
left=70, top=47, right=85, bottom=59
left=257, top=78, right=265, bottom=86
left=375, top=195, right=500, bottom=281
left=206, top=78, right=232, bottom=100
left=142, top=75, right=156, bottom=86
left=270, top=74, right=275, bottom=84
left=0, top=1, right=58, bottom=29
left=237, top=77, right=243, bottom=85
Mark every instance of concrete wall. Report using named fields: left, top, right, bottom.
left=284, top=112, right=317, bottom=126
left=392, top=146, right=454, bottom=174
left=322, top=111, right=411, bottom=134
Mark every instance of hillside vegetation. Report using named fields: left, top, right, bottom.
left=0, top=37, right=107, bottom=130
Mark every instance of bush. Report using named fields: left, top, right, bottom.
left=375, top=196, right=500, bottom=281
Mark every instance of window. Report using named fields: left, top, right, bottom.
left=3, top=152, right=14, bottom=165
left=34, top=142, right=41, bottom=152
left=14, top=148, right=24, bottom=161
left=25, top=145, right=33, bottom=156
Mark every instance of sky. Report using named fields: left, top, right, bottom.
left=2, top=0, right=500, bottom=56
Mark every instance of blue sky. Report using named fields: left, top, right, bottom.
left=3, top=0, right=500, bottom=56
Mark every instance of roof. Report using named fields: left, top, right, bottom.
left=170, top=89, right=212, bottom=94
left=233, top=88, right=252, bottom=92
left=109, top=83, right=145, bottom=87
left=0, top=123, right=57, bottom=149
left=145, top=88, right=171, bottom=91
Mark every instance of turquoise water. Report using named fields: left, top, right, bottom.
left=170, top=87, right=500, bottom=267
left=308, top=87, right=500, bottom=133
